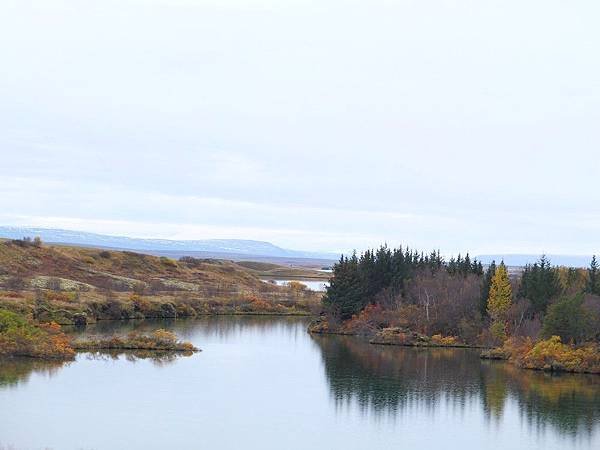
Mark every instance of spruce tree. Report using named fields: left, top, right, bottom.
left=587, top=255, right=599, bottom=295
left=518, top=255, right=561, bottom=314
left=480, top=261, right=497, bottom=317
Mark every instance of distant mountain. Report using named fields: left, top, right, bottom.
left=476, top=254, right=595, bottom=268
left=0, top=226, right=339, bottom=261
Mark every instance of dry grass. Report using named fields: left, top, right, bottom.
left=0, top=241, right=323, bottom=325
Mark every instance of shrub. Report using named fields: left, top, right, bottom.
left=159, top=302, right=177, bottom=318
left=73, top=329, right=197, bottom=352
left=160, top=257, right=178, bottom=268
left=0, top=310, right=75, bottom=359
left=501, top=336, right=600, bottom=374
left=431, top=334, right=459, bottom=346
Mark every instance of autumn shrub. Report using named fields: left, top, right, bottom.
left=518, top=336, right=600, bottom=373
left=175, top=303, right=197, bottom=317
left=0, top=310, right=75, bottom=359
left=286, top=281, right=308, bottom=295
left=131, top=294, right=152, bottom=314
left=370, top=327, right=414, bottom=345
left=43, top=290, right=73, bottom=303
left=430, top=334, right=459, bottom=346
left=499, top=336, right=600, bottom=374
left=342, top=304, right=388, bottom=335
left=73, top=329, right=197, bottom=352
left=241, top=294, right=275, bottom=312
left=160, top=257, right=178, bottom=269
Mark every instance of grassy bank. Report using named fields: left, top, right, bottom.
left=0, top=239, right=323, bottom=327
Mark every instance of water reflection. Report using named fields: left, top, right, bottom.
left=312, top=335, right=600, bottom=437
left=0, top=358, right=68, bottom=388
left=71, top=316, right=309, bottom=342
left=2, top=317, right=599, bottom=449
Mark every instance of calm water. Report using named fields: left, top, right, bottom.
left=1, top=316, right=600, bottom=450
left=262, top=278, right=330, bottom=291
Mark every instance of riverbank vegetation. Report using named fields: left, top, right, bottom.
left=311, top=245, right=600, bottom=373
left=0, top=237, right=325, bottom=359
left=0, top=238, right=323, bottom=328
left=0, top=309, right=74, bottom=359
left=481, top=336, right=600, bottom=374
left=0, top=308, right=198, bottom=359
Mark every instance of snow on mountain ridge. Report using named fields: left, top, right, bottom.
left=0, top=226, right=337, bottom=260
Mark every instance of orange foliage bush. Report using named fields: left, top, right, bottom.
left=0, top=310, right=75, bottom=359
left=431, top=334, right=459, bottom=346
left=44, top=291, right=73, bottom=303
left=501, top=336, right=600, bottom=374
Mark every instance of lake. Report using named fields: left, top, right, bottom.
left=1, top=316, right=599, bottom=450
left=262, top=278, right=329, bottom=291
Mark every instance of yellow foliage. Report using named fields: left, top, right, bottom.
left=503, top=336, right=600, bottom=374
left=431, top=334, right=459, bottom=346
left=487, top=264, right=512, bottom=320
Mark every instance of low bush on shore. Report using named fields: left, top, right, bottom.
left=482, top=336, right=600, bottom=374
left=370, top=327, right=463, bottom=347
left=0, top=310, right=74, bottom=359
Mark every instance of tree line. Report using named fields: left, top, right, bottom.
left=323, top=245, right=600, bottom=344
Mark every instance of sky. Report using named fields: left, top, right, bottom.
left=1, top=0, right=599, bottom=255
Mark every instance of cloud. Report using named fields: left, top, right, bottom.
left=1, top=0, right=599, bottom=254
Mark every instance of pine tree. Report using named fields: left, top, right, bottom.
left=587, top=255, right=599, bottom=295
left=518, top=255, right=562, bottom=314
left=463, top=253, right=471, bottom=276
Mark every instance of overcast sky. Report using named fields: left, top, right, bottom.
left=1, top=0, right=599, bottom=255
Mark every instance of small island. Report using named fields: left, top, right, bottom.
left=0, top=308, right=198, bottom=360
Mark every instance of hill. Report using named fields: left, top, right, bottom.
left=0, top=226, right=339, bottom=261
left=0, top=239, right=322, bottom=325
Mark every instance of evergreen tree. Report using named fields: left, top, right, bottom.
left=463, top=253, right=471, bottom=276
left=323, top=253, right=364, bottom=320
left=448, top=257, right=457, bottom=275
left=587, top=255, right=600, bottom=295
left=518, top=255, right=562, bottom=314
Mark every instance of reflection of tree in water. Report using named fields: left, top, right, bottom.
left=481, top=362, right=600, bottom=437
left=71, top=316, right=309, bottom=342
left=313, top=335, right=600, bottom=437
left=82, top=349, right=195, bottom=366
left=0, top=358, right=69, bottom=388
left=0, top=348, right=197, bottom=388
left=313, top=335, right=481, bottom=416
